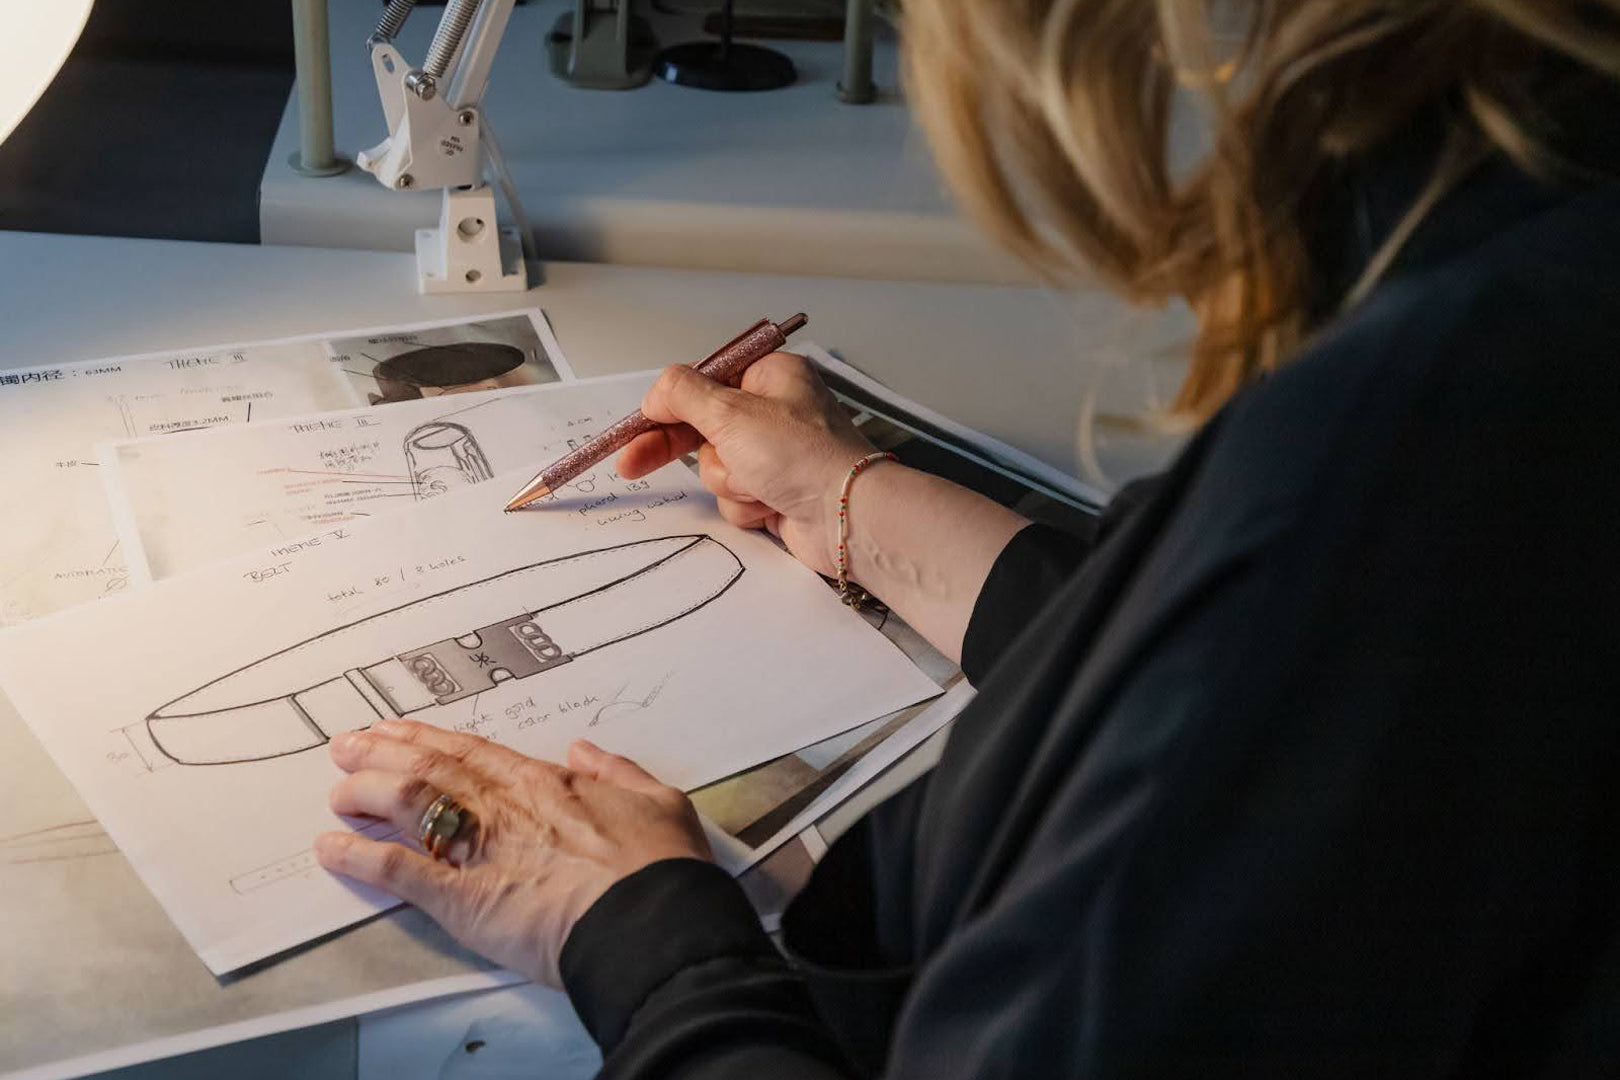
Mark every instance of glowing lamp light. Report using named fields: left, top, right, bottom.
left=0, top=1, right=94, bottom=146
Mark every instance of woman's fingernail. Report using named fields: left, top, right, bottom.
left=332, top=731, right=359, bottom=753
left=373, top=719, right=403, bottom=735
left=315, top=832, right=349, bottom=859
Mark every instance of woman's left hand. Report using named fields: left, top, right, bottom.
left=314, top=719, right=712, bottom=987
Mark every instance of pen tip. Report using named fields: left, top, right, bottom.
left=503, top=484, right=551, bottom=512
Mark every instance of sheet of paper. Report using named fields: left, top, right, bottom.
left=98, top=367, right=969, bottom=868
left=693, top=606, right=961, bottom=862
left=0, top=309, right=569, bottom=627
left=803, top=342, right=1110, bottom=509
left=0, top=462, right=939, bottom=975
left=0, top=343, right=352, bottom=626
left=103, top=372, right=651, bottom=586
left=703, top=680, right=975, bottom=874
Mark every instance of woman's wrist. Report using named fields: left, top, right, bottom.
left=828, top=452, right=901, bottom=605
left=820, top=458, right=1029, bottom=662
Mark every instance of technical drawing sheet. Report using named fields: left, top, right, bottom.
left=0, top=308, right=569, bottom=627
left=0, top=344, right=352, bottom=626
left=0, top=464, right=940, bottom=975
left=102, top=373, right=653, bottom=585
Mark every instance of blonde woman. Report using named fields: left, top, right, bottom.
left=316, top=2, right=1620, bottom=1074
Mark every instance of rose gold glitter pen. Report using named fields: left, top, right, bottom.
left=503, top=313, right=808, bottom=511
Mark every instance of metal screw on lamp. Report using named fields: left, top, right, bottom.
left=654, top=0, right=797, bottom=92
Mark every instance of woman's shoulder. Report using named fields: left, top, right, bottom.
left=1206, top=178, right=1620, bottom=523
left=1305, top=174, right=1620, bottom=394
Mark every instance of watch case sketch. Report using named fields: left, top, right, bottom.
left=146, top=536, right=744, bottom=766
left=405, top=420, right=494, bottom=501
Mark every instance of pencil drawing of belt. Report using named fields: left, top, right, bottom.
left=146, top=535, right=744, bottom=766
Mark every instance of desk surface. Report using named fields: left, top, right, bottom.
left=0, top=231, right=1190, bottom=485
left=0, top=230, right=1185, bottom=1079
left=260, top=0, right=1030, bottom=282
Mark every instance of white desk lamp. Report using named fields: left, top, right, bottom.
left=0, top=0, right=94, bottom=146
left=358, top=0, right=530, bottom=296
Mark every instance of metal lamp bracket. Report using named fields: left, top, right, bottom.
left=357, top=0, right=530, bottom=295
left=357, top=45, right=483, bottom=193
left=416, top=185, right=525, bottom=295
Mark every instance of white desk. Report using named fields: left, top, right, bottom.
left=0, top=231, right=1185, bottom=1079
left=261, top=0, right=1031, bottom=283
left=2, top=233, right=1189, bottom=484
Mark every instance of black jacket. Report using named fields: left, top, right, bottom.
left=559, top=147, right=1620, bottom=1077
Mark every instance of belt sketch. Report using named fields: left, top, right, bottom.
left=146, top=535, right=744, bottom=766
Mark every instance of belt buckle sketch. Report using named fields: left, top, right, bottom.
left=147, top=536, right=744, bottom=766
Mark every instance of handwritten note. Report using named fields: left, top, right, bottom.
left=103, top=373, right=651, bottom=586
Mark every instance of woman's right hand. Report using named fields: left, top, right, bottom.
left=616, top=353, right=876, bottom=577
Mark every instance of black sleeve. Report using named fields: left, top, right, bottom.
left=875, top=517, right=1617, bottom=1077
left=561, top=858, right=855, bottom=1079
left=961, top=475, right=1162, bottom=684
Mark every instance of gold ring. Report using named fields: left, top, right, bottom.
left=417, top=793, right=471, bottom=861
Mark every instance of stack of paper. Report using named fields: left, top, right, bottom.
left=0, top=309, right=948, bottom=981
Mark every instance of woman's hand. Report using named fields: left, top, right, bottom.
left=617, top=353, right=875, bottom=577
left=314, top=719, right=711, bottom=987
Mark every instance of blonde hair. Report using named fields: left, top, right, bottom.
left=903, top=0, right=1620, bottom=420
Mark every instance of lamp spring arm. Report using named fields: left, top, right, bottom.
left=369, top=0, right=417, bottom=47
left=424, top=0, right=484, bottom=79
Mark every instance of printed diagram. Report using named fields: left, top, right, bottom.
left=404, top=420, right=493, bottom=501
left=325, top=314, right=564, bottom=405
left=369, top=343, right=526, bottom=405
left=144, top=536, right=744, bottom=766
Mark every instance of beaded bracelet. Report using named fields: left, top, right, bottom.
left=835, top=451, right=896, bottom=609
